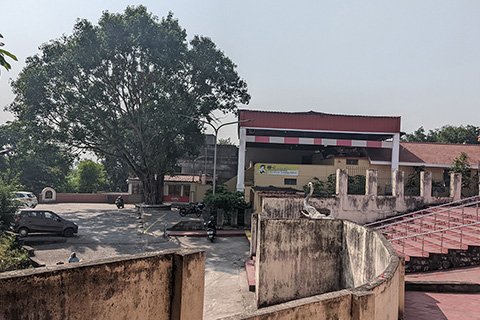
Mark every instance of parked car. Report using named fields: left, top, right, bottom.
left=13, top=191, right=38, bottom=208
left=11, top=209, right=78, bottom=237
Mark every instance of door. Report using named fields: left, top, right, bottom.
left=43, top=211, right=64, bottom=233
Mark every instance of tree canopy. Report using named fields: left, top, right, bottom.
left=0, top=122, right=74, bottom=194
left=402, top=125, right=480, bottom=144
left=8, top=6, right=250, bottom=204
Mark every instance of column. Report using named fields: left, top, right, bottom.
left=391, top=133, right=400, bottom=173
left=420, top=171, right=432, bottom=203
left=236, top=127, right=247, bottom=192
left=366, top=169, right=378, bottom=196
left=450, top=172, right=462, bottom=201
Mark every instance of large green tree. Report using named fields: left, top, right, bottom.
left=0, top=122, right=74, bottom=194
left=8, top=6, right=250, bottom=204
left=77, top=159, right=106, bottom=193
left=403, top=125, right=480, bottom=144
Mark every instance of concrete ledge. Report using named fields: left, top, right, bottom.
left=136, top=203, right=172, bottom=211
left=405, top=280, right=480, bottom=293
left=0, top=249, right=205, bottom=320
left=168, top=230, right=247, bottom=237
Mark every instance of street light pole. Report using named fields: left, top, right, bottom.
left=179, top=115, right=253, bottom=195
left=203, top=119, right=253, bottom=195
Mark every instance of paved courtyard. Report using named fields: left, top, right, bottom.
left=17, top=203, right=480, bottom=319
left=24, top=203, right=255, bottom=320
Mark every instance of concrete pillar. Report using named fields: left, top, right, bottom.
left=244, top=208, right=253, bottom=228
left=392, top=170, right=404, bottom=198
left=171, top=250, right=206, bottom=320
left=217, top=209, right=225, bottom=227
left=450, top=172, right=462, bottom=201
left=365, top=169, right=378, bottom=196
left=398, top=256, right=405, bottom=320
left=236, top=127, right=247, bottom=192
left=351, top=291, right=375, bottom=320
left=420, top=171, right=432, bottom=203
left=250, top=213, right=258, bottom=258
left=391, top=133, right=400, bottom=173
left=231, top=209, right=238, bottom=227
left=336, top=168, right=348, bottom=197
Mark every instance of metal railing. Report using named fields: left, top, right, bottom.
left=389, top=221, right=480, bottom=257
left=364, top=195, right=480, bottom=229
left=367, top=196, right=480, bottom=257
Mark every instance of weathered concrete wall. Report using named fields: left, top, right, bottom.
left=255, top=219, right=343, bottom=307
left=261, top=169, right=454, bottom=225
left=42, top=193, right=131, bottom=204
left=0, top=249, right=205, bottom=320
left=228, top=218, right=402, bottom=320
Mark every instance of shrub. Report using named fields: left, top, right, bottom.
left=203, top=185, right=249, bottom=213
left=0, top=233, right=33, bottom=272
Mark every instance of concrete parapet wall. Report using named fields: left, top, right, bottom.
left=255, top=219, right=343, bottom=307
left=262, top=194, right=452, bottom=225
left=0, top=249, right=205, bottom=320
left=240, top=217, right=402, bottom=320
left=261, top=169, right=460, bottom=225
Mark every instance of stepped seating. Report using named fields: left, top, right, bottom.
left=371, top=201, right=480, bottom=265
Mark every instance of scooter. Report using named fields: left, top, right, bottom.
left=205, top=215, right=217, bottom=243
left=115, top=197, right=125, bottom=209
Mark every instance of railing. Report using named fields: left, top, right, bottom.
left=389, top=221, right=480, bottom=257
left=364, top=195, right=480, bottom=229
left=367, top=196, right=480, bottom=257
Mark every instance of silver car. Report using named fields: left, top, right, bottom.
left=12, top=209, right=78, bottom=237
left=14, top=191, right=38, bottom=208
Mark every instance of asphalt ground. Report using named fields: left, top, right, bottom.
left=19, top=203, right=255, bottom=320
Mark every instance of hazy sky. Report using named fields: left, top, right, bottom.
left=1, top=1, right=479, bottom=143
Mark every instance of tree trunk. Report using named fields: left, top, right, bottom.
left=142, top=174, right=164, bottom=205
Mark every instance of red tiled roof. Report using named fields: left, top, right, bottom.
left=239, top=109, right=401, bottom=133
left=368, top=142, right=480, bottom=168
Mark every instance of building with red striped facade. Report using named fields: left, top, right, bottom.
left=236, top=110, right=402, bottom=197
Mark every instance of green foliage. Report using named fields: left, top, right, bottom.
left=303, top=176, right=336, bottom=196
left=0, top=33, right=17, bottom=74
left=450, top=152, right=474, bottom=189
left=405, top=166, right=424, bottom=196
left=403, top=125, right=480, bottom=144
left=0, top=179, right=20, bottom=232
left=304, top=174, right=366, bottom=196
left=78, top=160, right=105, bottom=193
left=217, top=138, right=234, bottom=145
left=101, top=156, right=131, bottom=192
left=203, top=185, right=249, bottom=212
left=348, top=175, right=366, bottom=195
left=0, top=234, right=32, bottom=272
left=8, top=6, right=250, bottom=204
left=0, top=122, right=75, bottom=195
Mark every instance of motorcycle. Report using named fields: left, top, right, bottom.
left=115, top=197, right=125, bottom=209
left=204, top=215, right=217, bottom=242
left=178, top=202, right=205, bottom=217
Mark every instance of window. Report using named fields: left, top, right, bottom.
left=183, top=185, right=190, bottom=197
left=45, top=190, right=53, bottom=199
left=169, top=185, right=182, bottom=196
left=284, top=178, right=297, bottom=185
left=346, top=159, right=359, bottom=165
left=44, top=212, right=55, bottom=220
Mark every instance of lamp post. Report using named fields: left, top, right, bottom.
left=201, top=119, right=253, bottom=195
left=180, top=115, right=253, bottom=195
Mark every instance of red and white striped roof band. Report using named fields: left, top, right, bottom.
left=245, top=136, right=393, bottom=148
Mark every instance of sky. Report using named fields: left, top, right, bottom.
left=1, top=1, right=480, bottom=144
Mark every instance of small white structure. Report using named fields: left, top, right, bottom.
left=41, top=187, right=56, bottom=203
